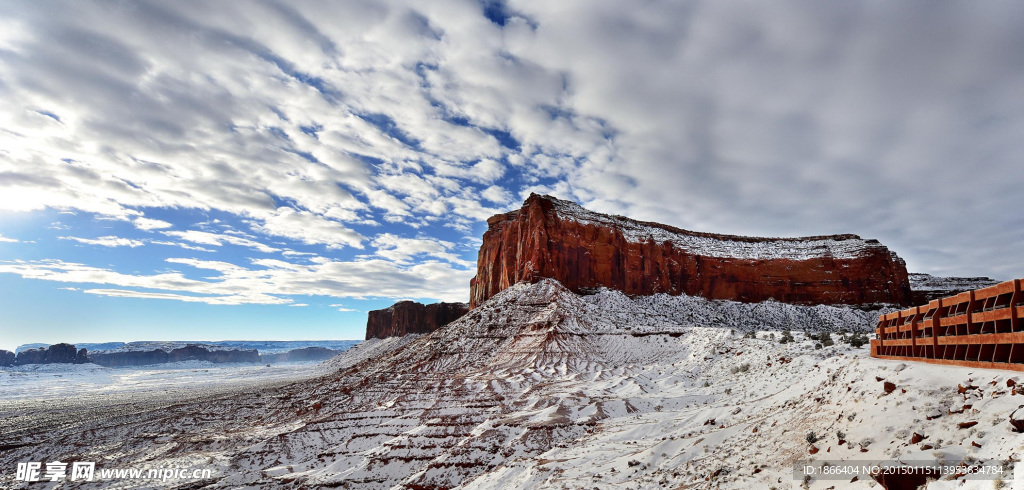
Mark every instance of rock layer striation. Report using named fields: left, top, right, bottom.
left=470, top=194, right=912, bottom=307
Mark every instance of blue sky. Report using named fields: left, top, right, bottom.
left=2, top=0, right=1024, bottom=350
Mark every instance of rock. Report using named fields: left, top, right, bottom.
left=884, top=382, right=897, bottom=394
left=808, top=445, right=819, bottom=454
left=365, top=301, right=469, bottom=339
left=908, top=273, right=999, bottom=305
left=1010, top=406, right=1024, bottom=433
left=958, top=421, right=978, bottom=429
left=91, top=346, right=259, bottom=366
left=260, top=347, right=343, bottom=363
left=75, top=348, right=89, bottom=364
left=926, top=410, right=942, bottom=420
left=876, top=376, right=885, bottom=382
left=90, top=349, right=170, bottom=367
left=15, top=343, right=82, bottom=365
left=910, top=432, right=925, bottom=444
left=1007, top=377, right=1018, bottom=388
left=971, top=441, right=982, bottom=448
left=0, top=349, right=14, bottom=367
left=168, top=345, right=259, bottom=363
left=870, top=464, right=940, bottom=490
left=470, top=194, right=912, bottom=308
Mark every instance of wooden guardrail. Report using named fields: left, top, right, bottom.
left=870, top=278, right=1024, bottom=371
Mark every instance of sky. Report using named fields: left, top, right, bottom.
left=1, top=0, right=1023, bottom=350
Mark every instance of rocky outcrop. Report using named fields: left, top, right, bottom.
left=90, top=345, right=260, bottom=367
left=167, top=345, right=260, bottom=363
left=13, top=343, right=89, bottom=365
left=0, top=350, right=14, bottom=367
left=470, top=194, right=912, bottom=308
left=90, top=349, right=170, bottom=367
left=365, top=301, right=470, bottom=339
left=908, top=273, right=999, bottom=305
left=260, top=347, right=342, bottom=363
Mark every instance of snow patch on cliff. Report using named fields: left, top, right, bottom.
left=545, top=194, right=897, bottom=261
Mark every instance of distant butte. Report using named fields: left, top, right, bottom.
left=470, top=194, right=912, bottom=307
left=365, top=301, right=469, bottom=340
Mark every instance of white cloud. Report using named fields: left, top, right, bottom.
left=481, top=185, right=513, bottom=204
left=0, top=0, right=1022, bottom=286
left=162, top=230, right=280, bottom=254
left=133, top=217, right=172, bottom=230
left=371, top=233, right=474, bottom=268
left=0, top=256, right=473, bottom=306
left=149, top=240, right=216, bottom=252
left=0, top=234, right=19, bottom=243
left=250, top=207, right=365, bottom=250
left=60, top=236, right=145, bottom=248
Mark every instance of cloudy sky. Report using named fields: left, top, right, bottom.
left=1, top=0, right=1023, bottom=349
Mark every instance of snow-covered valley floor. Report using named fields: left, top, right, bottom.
left=0, top=360, right=333, bottom=402
left=1, top=280, right=1022, bottom=489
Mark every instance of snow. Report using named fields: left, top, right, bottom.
left=14, top=340, right=360, bottom=355
left=0, top=360, right=330, bottom=402
left=1, top=279, right=1020, bottom=490
left=908, top=273, right=999, bottom=295
left=545, top=195, right=897, bottom=261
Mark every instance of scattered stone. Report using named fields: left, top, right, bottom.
left=957, top=421, right=978, bottom=429
left=910, top=432, right=925, bottom=444
left=884, top=382, right=896, bottom=394
left=809, top=445, right=819, bottom=454
left=1010, top=406, right=1024, bottom=433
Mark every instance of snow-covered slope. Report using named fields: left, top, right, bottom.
left=1, top=280, right=1019, bottom=489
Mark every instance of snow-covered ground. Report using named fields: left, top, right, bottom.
left=0, top=360, right=332, bottom=402
left=1, top=280, right=1021, bottom=489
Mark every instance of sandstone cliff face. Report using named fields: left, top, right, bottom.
left=365, top=301, right=469, bottom=340
left=470, top=194, right=912, bottom=308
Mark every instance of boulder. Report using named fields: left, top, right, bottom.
left=1010, top=406, right=1024, bottom=433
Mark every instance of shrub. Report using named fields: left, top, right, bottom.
left=848, top=332, right=868, bottom=348
left=806, top=431, right=819, bottom=444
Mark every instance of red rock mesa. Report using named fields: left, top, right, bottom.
left=470, top=194, right=911, bottom=308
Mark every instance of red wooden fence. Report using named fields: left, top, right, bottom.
left=870, top=278, right=1024, bottom=372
